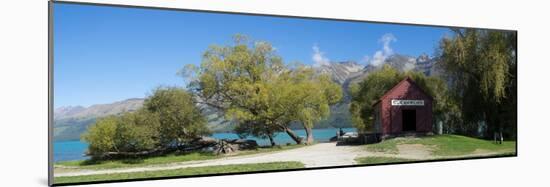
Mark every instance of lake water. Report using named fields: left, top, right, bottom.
left=53, top=128, right=356, bottom=162
left=53, top=140, right=90, bottom=162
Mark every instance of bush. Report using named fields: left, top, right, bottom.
left=81, top=111, right=159, bottom=157
left=81, top=116, right=117, bottom=157
left=144, top=87, right=210, bottom=146
left=113, top=111, right=160, bottom=153
left=82, top=87, right=210, bottom=158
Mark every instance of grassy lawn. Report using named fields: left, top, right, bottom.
left=364, top=140, right=399, bottom=154
left=407, top=135, right=516, bottom=156
left=363, top=134, right=516, bottom=157
left=54, top=161, right=304, bottom=184
left=355, top=156, right=416, bottom=165
left=55, top=144, right=305, bottom=170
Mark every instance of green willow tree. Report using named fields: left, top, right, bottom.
left=350, top=64, right=450, bottom=133
left=269, top=66, right=342, bottom=144
left=184, top=35, right=342, bottom=145
left=438, top=29, right=517, bottom=138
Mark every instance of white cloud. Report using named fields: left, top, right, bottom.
left=367, top=33, right=397, bottom=67
left=403, top=62, right=416, bottom=71
left=312, top=44, right=330, bottom=67
left=380, top=33, right=396, bottom=54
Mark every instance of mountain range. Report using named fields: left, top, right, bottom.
left=53, top=54, right=440, bottom=141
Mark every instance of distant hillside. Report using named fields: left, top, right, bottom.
left=54, top=98, right=144, bottom=120
left=53, top=98, right=145, bottom=141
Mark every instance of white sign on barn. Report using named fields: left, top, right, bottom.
left=391, top=99, right=424, bottom=106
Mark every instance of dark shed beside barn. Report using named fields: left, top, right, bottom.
left=372, top=77, right=433, bottom=139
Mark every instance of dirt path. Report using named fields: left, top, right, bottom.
left=55, top=143, right=368, bottom=177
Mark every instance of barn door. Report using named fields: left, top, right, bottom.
left=402, top=109, right=416, bottom=131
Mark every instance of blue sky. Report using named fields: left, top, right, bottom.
left=53, top=3, right=450, bottom=108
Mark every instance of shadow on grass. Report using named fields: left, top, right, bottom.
left=79, top=159, right=102, bottom=166
left=77, top=151, right=217, bottom=166
left=121, top=158, right=145, bottom=164
left=79, top=157, right=145, bottom=166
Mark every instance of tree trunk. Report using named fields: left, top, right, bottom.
left=304, top=127, right=314, bottom=145
left=268, top=134, right=276, bottom=147
left=498, top=113, right=504, bottom=144
left=282, top=126, right=302, bottom=144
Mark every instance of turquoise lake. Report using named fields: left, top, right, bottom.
left=53, top=127, right=356, bottom=162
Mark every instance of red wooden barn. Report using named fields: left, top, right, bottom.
left=372, top=77, right=433, bottom=138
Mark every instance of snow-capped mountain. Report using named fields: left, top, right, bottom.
left=316, top=54, right=439, bottom=86
left=316, top=61, right=364, bottom=84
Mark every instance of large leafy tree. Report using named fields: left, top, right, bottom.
left=185, top=35, right=342, bottom=145
left=350, top=65, right=401, bottom=132
left=438, top=29, right=517, bottom=138
left=268, top=66, right=342, bottom=144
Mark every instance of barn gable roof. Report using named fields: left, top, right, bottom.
left=372, top=76, right=433, bottom=106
